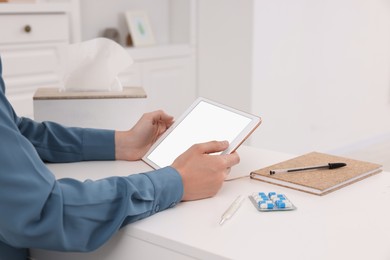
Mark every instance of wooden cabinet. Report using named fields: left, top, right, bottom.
left=1, top=0, right=196, bottom=123
left=0, top=2, right=77, bottom=118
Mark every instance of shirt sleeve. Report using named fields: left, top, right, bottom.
left=17, top=116, right=116, bottom=163
left=0, top=114, right=183, bottom=252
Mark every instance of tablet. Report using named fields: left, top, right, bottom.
left=142, top=97, right=262, bottom=169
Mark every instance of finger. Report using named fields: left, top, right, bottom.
left=195, top=140, right=229, bottom=154
left=152, top=110, right=174, bottom=124
left=220, top=152, right=240, bottom=168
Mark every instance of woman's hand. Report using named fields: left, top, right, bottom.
left=172, top=141, right=240, bottom=201
left=115, top=110, right=174, bottom=161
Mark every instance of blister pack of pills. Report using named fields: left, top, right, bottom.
left=249, top=192, right=297, bottom=212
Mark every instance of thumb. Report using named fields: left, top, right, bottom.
left=196, top=140, right=229, bottom=154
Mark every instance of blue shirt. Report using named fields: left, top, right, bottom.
left=0, top=57, right=183, bottom=259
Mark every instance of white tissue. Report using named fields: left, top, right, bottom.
left=60, top=38, right=133, bottom=92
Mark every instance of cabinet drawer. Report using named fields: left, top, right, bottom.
left=0, top=44, right=62, bottom=77
left=0, top=13, right=69, bottom=44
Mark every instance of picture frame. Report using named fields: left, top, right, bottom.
left=125, top=11, right=155, bottom=47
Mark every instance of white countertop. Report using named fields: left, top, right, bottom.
left=31, top=145, right=390, bottom=260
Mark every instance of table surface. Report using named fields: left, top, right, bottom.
left=31, top=146, right=390, bottom=260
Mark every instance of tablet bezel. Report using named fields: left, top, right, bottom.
left=142, top=97, right=262, bottom=169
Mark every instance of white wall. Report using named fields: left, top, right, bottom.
left=250, top=0, right=390, bottom=154
left=197, top=0, right=253, bottom=112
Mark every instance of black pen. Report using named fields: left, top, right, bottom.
left=270, top=163, right=346, bottom=175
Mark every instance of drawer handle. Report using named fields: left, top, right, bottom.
left=24, top=25, right=32, bottom=33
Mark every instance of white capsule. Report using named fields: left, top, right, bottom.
left=260, top=203, right=275, bottom=209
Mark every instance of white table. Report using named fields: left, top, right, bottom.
left=31, top=146, right=390, bottom=260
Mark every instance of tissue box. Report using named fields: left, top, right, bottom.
left=33, top=87, right=147, bottom=130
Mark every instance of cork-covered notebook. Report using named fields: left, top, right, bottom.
left=250, top=152, right=382, bottom=195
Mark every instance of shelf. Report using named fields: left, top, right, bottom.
left=0, top=3, right=70, bottom=13
left=80, top=0, right=195, bottom=48
left=126, top=44, right=194, bottom=61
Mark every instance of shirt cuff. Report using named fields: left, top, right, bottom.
left=143, top=166, right=183, bottom=213
left=82, top=128, right=115, bottom=161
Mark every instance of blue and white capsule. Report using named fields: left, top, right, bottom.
left=275, top=200, right=292, bottom=208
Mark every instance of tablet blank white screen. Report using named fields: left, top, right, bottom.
left=146, top=100, right=252, bottom=168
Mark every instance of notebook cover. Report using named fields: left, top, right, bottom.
left=250, top=152, right=382, bottom=195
